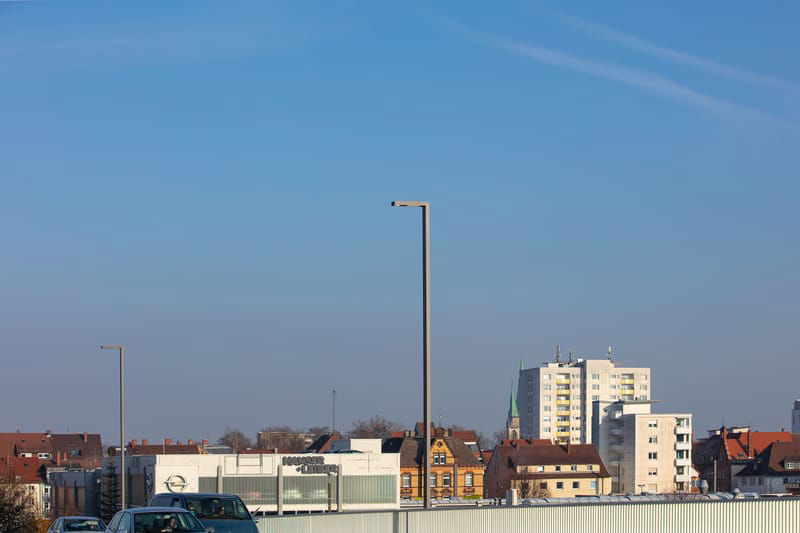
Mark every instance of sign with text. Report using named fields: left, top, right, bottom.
left=282, top=455, right=339, bottom=474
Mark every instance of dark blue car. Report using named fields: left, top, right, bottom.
left=148, top=493, right=258, bottom=533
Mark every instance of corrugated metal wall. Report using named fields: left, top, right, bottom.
left=257, top=498, right=800, bottom=533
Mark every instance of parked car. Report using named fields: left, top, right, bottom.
left=104, top=507, right=207, bottom=533
left=148, top=493, right=258, bottom=533
left=49, top=517, right=106, bottom=533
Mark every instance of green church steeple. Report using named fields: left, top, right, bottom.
left=508, top=381, right=519, bottom=419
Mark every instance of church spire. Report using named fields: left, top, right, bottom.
left=508, top=381, right=519, bottom=419
left=519, top=356, right=525, bottom=372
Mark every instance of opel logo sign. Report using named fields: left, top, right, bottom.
left=166, top=474, right=188, bottom=493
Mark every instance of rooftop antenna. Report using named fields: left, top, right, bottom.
left=555, top=345, right=561, bottom=363
left=332, top=388, right=336, bottom=436
left=568, top=345, right=574, bottom=363
left=607, top=345, right=613, bottom=361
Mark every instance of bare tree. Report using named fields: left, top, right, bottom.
left=217, top=427, right=253, bottom=453
left=0, top=463, right=39, bottom=533
left=492, top=429, right=508, bottom=445
left=347, top=416, right=402, bottom=439
left=517, top=481, right=549, bottom=499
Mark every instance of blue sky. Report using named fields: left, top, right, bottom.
left=1, top=0, right=799, bottom=445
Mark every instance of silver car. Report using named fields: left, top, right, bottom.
left=48, top=517, right=106, bottom=533
left=105, top=507, right=207, bottom=533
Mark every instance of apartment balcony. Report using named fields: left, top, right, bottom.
left=620, top=388, right=635, bottom=396
left=674, top=457, right=691, bottom=467
left=621, top=378, right=634, bottom=385
left=556, top=420, right=570, bottom=427
left=610, top=427, right=623, bottom=436
left=609, top=441, right=623, bottom=449
left=557, top=410, right=571, bottom=416
left=556, top=378, right=570, bottom=385
left=556, top=431, right=571, bottom=438
left=556, top=399, right=570, bottom=406
left=675, top=441, right=691, bottom=451
left=556, top=389, right=571, bottom=395
left=675, top=473, right=691, bottom=483
left=675, top=426, right=691, bottom=434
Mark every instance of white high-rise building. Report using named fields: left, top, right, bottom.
left=793, top=399, right=800, bottom=435
left=592, top=400, right=692, bottom=494
left=517, top=347, right=651, bottom=445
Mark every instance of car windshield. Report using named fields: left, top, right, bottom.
left=132, top=512, right=205, bottom=533
left=183, top=496, right=250, bottom=520
left=64, top=519, right=105, bottom=531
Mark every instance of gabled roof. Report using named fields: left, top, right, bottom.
left=0, top=433, right=52, bottom=457
left=50, top=433, right=103, bottom=467
left=0, top=456, right=47, bottom=484
left=382, top=435, right=483, bottom=468
left=489, top=441, right=610, bottom=478
left=736, top=435, right=800, bottom=477
left=694, top=428, right=792, bottom=466
left=306, top=433, right=341, bottom=453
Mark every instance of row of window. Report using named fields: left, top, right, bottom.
left=543, top=415, right=583, bottom=422
left=530, top=480, right=598, bottom=490
left=522, top=464, right=596, bottom=473
left=401, top=472, right=474, bottom=488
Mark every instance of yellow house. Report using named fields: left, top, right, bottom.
left=383, top=428, right=484, bottom=500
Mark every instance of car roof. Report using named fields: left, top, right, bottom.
left=60, top=517, right=103, bottom=520
left=127, top=507, right=193, bottom=514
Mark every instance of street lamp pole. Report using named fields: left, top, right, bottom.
left=391, top=200, right=431, bottom=509
left=101, top=344, right=125, bottom=510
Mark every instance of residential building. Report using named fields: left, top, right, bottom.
left=0, top=431, right=103, bottom=516
left=693, top=426, right=792, bottom=492
left=0, top=456, right=48, bottom=517
left=592, top=400, right=692, bottom=494
left=734, top=435, right=800, bottom=495
left=382, top=427, right=484, bottom=501
left=109, top=438, right=209, bottom=456
left=793, top=400, right=800, bottom=435
left=517, top=349, right=651, bottom=445
left=100, top=449, right=399, bottom=516
left=484, top=439, right=610, bottom=498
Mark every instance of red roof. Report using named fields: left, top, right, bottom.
left=724, top=431, right=792, bottom=461
left=451, top=430, right=478, bottom=443
left=0, top=456, right=46, bottom=484
left=0, top=433, right=51, bottom=457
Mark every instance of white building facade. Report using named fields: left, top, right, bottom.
left=102, top=444, right=399, bottom=514
left=517, top=354, right=651, bottom=445
left=592, top=400, right=692, bottom=494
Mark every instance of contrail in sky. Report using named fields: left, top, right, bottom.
left=439, top=18, right=784, bottom=126
left=558, top=12, right=800, bottom=92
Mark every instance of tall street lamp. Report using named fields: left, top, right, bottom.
left=390, top=200, right=432, bottom=509
left=101, top=344, right=125, bottom=510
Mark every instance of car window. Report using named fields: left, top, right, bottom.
left=52, top=518, right=63, bottom=531
left=108, top=513, right=123, bottom=531
left=65, top=519, right=104, bottom=531
left=171, top=497, right=183, bottom=508
left=132, top=511, right=205, bottom=533
left=182, top=496, right=250, bottom=520
left=118, top=512, right=131, bottom=533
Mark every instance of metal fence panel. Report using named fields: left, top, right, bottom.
left=257, top=497, right=800, bottom=533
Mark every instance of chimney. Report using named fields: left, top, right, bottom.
left=188, top=439, right=194, bottom=445
left=164, top=438, right=173, bottom=446
left=82, top=432, right=88, bottom=443
left=202, top=439, right=208, bottom=447
left=142, top=439, right=149, bottom=446
left=130, top=439, right=138, bottom=447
